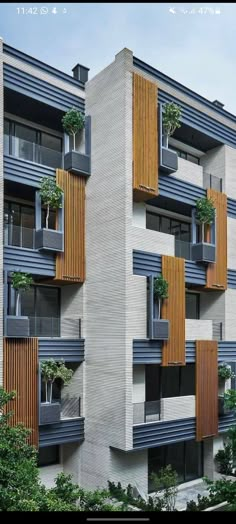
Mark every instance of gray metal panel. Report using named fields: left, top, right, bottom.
left=3, top=63, right=85, bottom=113
left=133, top=340, right=195, bottom=364
left=64, top=151, right=90, bottom=177
left=227, top=198, right=236, bottom=219
left=4, top=246, right=55, bottom=276
left=228, top=269, right=236, bottom=288
left=133, top=340, right=236, bottom=364
left=133, top=417, right=196, bottom=449
left=4, top=154, right=55, bottom=187
left=219, top=413, right=236, bottom=433
left=133, top=250, right=206, bottom=285
left=38, top=338, right=85, bottom=362
left=133, top=56, right=236, bottom=128
left=159, top=173, right=206, bottom=206
left=3, top=43, right=85, bottom=90
left=39, top=417, right=85, bottom=447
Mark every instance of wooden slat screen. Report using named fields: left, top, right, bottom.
left=196, top=340, right=218, bottom=441
left=56, top=169, right=85, bottom=283
left=206, top=189, right=227, bottom=290
left=161, top=255, right=185, bottom=366
left=133, top=73, right=158, bottom=202
left=3, top=338, right=38, bottom=447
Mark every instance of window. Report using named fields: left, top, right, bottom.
left=145, top=364, right=195, bottom=399
left=38, top=446, right=60, bottom=467
left=146, top=211, right=191, bottom=242
left=4, top=201, right=35, bottom=249
left=186, top=292, right=199, bottom=319
left=8, top=284, right=60, bottom=337
left=169, top=146, right=200, bottom=165
left=4, top=118, right=62, bottom=168
left=148, top=441, right=203, bottom=492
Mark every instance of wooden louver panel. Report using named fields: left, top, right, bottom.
left=206, top=188, right=227, bottom=290
left=3, top=338, right=38, bottom=447
left=161, top=255, right=185, bottom=366
left=56, top=169, right=85, bottom=283
left=133, top=73, right=158, bottom=202
left=196, top=340, right=218, bottom=441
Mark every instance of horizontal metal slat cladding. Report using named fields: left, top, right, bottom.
left=219, top=413, right=236, bottom=433
left=228, top=269, right=236, bottom=288
left=218, top=341, right=236, bottom=361
left=4, top=155, right=55, bottom=187
left=4, top=246, right=55, bottom=276
left=133, top=56, right=236, bottom=127
left=133, top=340, right=236, bottom=364
left=133, top=417, right=196, bottom=449
left=39, top=338, right=85, bottom=362
left=3, top=43, right=85, bottom=90
left=133, top=250, right=206, bottom=285
left=159, top=174, right=206, bottom=206
left=39, top=418, right=85, bottom=447
left=4, top=64, right=85, bottom=113
left=227, top=198, right=236, bottom=219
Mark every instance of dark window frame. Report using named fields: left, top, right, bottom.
left=145, top=363, right=195, bottom=400
left=4, top=118, right=62, bottom=158
left=185, top=291, right=200, bottom=320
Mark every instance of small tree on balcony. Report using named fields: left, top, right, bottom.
left=195, top=197, right=215, bottom=243
left=153, top=275, right=168, bottom=320
left=41, top=359, right=73, bottom=404
left=62, top=108, right=85, bottom=151
left=11, top=272, right=33, bottom=317
left=162, top=102, right=182, bottom=147
left=39, top=177, right=63, bottom=230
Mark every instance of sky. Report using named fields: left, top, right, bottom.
left=0, top=2, right=236, bottom=113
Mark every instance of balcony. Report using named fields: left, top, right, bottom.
left=5, top=316, right=81, bottom=339
left=3, top=225, right=56, bottom=276
left=175, top=239, right=191, bottom=260
left=4, top=135, right=62, bottom=169
left=40, top=395, right=81, bottom=426
left=133, top=400, right=161, bottom=425
left=39, top=417, right=85, bottom=447
left=185, top=319, right=213, bottom=341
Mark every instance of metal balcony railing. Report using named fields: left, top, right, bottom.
left=4, top=224, right=35, bottom=249
left=61, top=396, right=81, bottom=420
left=4, top=135, right=62, bottom=169
left=133, top=400, right=161, bottom=425
left=213, top=321, right=223, bottom=341
left=28, top=317, right=81, bottom=338
left=175, top=239, right=191, bottom=260
left=203, top=172, right=223, bottom=192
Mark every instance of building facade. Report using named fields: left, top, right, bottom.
left=1, top=39, right=236, bottom=494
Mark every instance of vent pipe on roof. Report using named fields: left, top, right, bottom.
left=72, top=63, right=89, bottom=83
left=212, top=100, right=224, bottom=109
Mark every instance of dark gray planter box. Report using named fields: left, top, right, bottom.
left=191, top=242, right=216, bottom=263
left=64, top=151, right=90, bottom=177
left=152, top=319, right=169, bottom=340
left=160, top=147, right=178, bottom=174
left=40, top=402, right=61, bottom=425
left=35, top=229, right=63, bottom=253
left=6, top=316, right=30, bottom=337
left=218, top=396, right=231, bottom=416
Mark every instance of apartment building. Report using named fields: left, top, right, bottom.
left=1, top=39, right=236, bottom=495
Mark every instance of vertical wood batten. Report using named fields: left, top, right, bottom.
left=133, top=73, right=158, bottom=201
left=161, top=255, right=185, bottom=366
left=3, top=338, right=38, bottom=446
left=196, top=340, right=218, bottom=441
left=206, top=189, right=227, bottom=290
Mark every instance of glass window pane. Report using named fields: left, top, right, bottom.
left=180, top=222, right=190, bottom=242
left=38, top=446, right=59, bottom=467
left=161, top=367, right=179, bottom=398
left=148, top=447, right=165, bottom=493
left=15, top=123, right=37, bottom=143
left=146, top=212, right=160, bottom=232
left=36, top=287, right=60, bottom=318
left=21, top=287, right=35, bottom=317
left=187, top=154, right=199, bottom=165
left=185, top=441, right=203, bottom=481
left=14, top=124, right=36, bottom=162
left=161, top=217, right=171, bottom=235
left=166, top=442, right=184, bottom=484
left=186, top=292, right=199, bottom=319
left=4, top=120, right=10, bottom=154
left=170, top=220, right=180, bottom=239
left=180, top=364, right=195, bottom=396
left=146, top=365, right=161, bottom=401
left=41, top=133, right=62, bottom=152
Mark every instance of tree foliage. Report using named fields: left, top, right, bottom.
left=195, top=197, right=215, bottom=225
left=11, top=272, right=33, bottom=292
left=41, top=359, right=73, bottom=403
left=162, top=102, right=181, bottom=139
left=218, top=363, right=235, bottom=381
left=39, top=176, right=63, bottom=229
left=62, top=108, right=85, bottom=150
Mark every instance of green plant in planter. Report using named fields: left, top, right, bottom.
left=162, top=102, right=182, bottom=147
left=39, top=177, right=63, bottom=230
left=11, top=272, right=33, bottom=316
left=154, top=275, right=168, bottom=320
left=195, top=197, right=215, bottom=243
left=41, top=359, right=73, bottom=403
left=215, top=444, right=233, bottom=475
left=218, top=363, right=235, bottom=381
left=62, top=107, right=85, bottom=151
left=224, top=389, right=236, bottom=411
